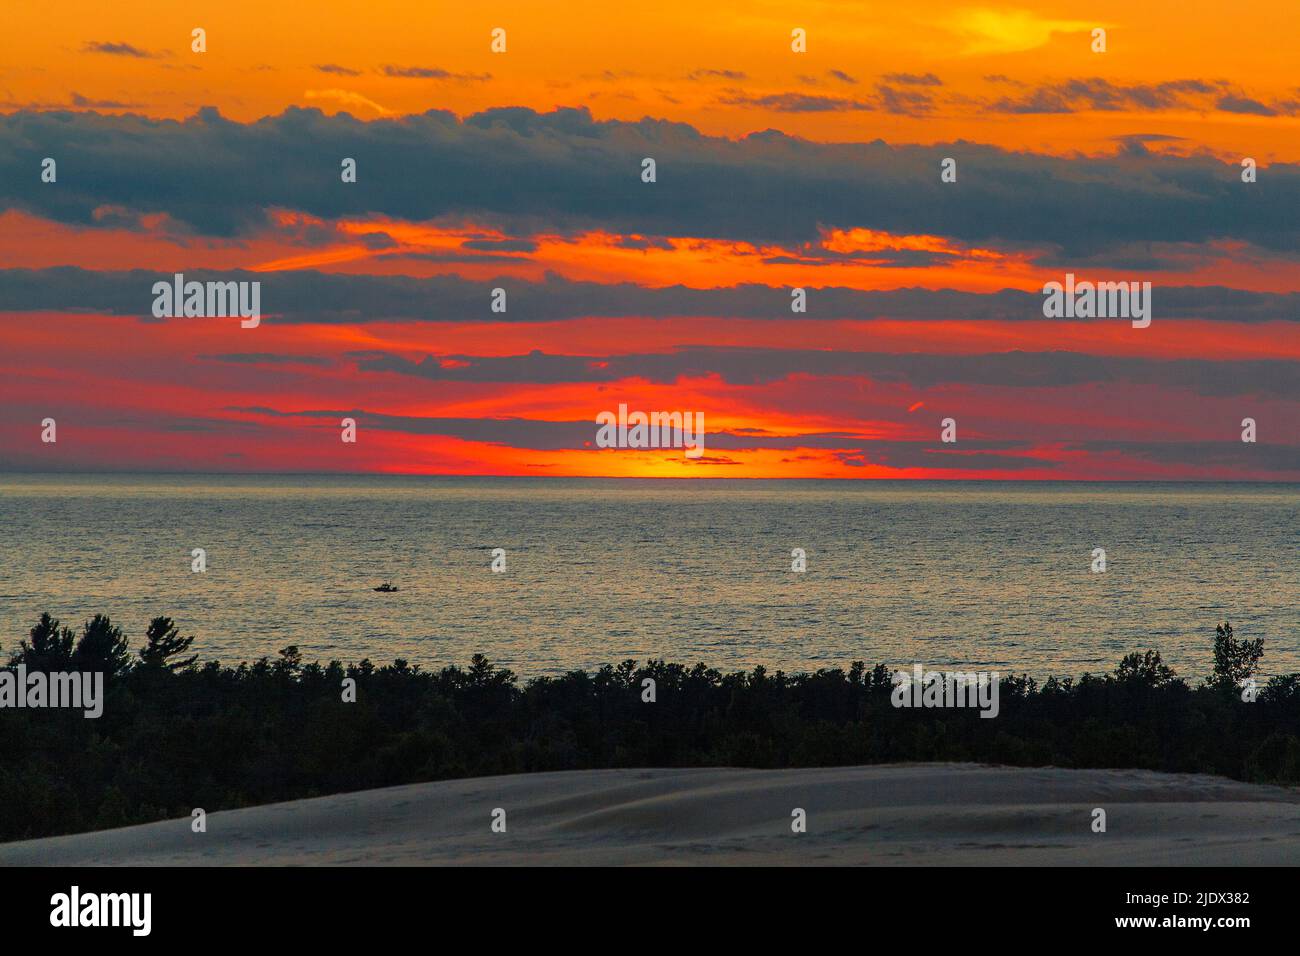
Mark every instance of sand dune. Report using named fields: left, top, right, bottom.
left=4, top=763, right=1299, bottom=865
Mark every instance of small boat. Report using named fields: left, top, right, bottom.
left=373, top=582, right=399, bottom=592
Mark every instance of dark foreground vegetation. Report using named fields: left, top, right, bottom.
left=2, top=612, right=1298, bottom=841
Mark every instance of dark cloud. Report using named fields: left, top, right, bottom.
left=351, top=347, right=1300, bottom=400
left=834, top=444, right=1050, bottom=471
left=1068, top=440, right=1300, bottom=471
left=4, top=268, right=1300, bottom=325
left=460, top=237, right=538, bottom=253
left=680, top=455, right=740, bottom=465
left=718, top=92, right=871, bottom=112
left=372, top=250, right=534, bottom=264
left=724, top=73, right=1289, bottom=119
left=686, top=69, right=747, bottom=81
left=989, top=78, right=1296, bottom=118
left=1217, top=94, right=1276, bottom=116
left=380, top=65, right=490, bottom=81
left=989, top=78, right=1221, bottom=114
left=761, top=247, right=960, bottom=268
left=229, top=406, right=598, bottom=450
left=881, top=72, right=942, bottom=87
left=199, top=353, right=333, bottom=366
left=840, top=440, right=1300, bottom=473
left=82, top=41, right=156, bottom=58
left=216, top=406, right=1300, bottom=473
left=612, top=235, right=674, bottom=250
left=1109, top=133, right=1186, bottom=158
left=358, top=231, right=398, bottom=249
left=315, top=64, right=361, bottom=76
left=69, top=93, right=139, bottom=109
left=4, top=105, right=1300, bottom=255
left=355, top=350, right=597, bottom=384
left=722, top=84, right=935, bottom=116
left=873, top=83, right=936, bottom=116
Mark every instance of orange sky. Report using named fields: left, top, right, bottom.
left=8, top=1, right=1300, bottom=156
left=1, top=1, right=1297, bottom=479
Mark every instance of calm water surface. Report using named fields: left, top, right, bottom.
left=0, top=475, right=1295, bottom=679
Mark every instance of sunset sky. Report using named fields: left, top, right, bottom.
left=1, top=0, right=1297, bottom=478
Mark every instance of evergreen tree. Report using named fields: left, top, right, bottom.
left=70, top=614, right=132, bottom=677
left=8, top=612, right=75, bottom=671
left=1212, top=622, right=1264, bottom=689
left=138, top=616, right=197, bottom=671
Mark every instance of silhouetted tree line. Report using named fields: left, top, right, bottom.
left=1, top=614, right=1296, bottom=841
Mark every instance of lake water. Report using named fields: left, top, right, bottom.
left=0, top=474, right=1295, bottom=680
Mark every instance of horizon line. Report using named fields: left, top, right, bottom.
left=2, top=469, right=1297, bottom=485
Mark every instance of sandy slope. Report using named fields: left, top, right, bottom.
left=4, top=763, right=1299, bottom=865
